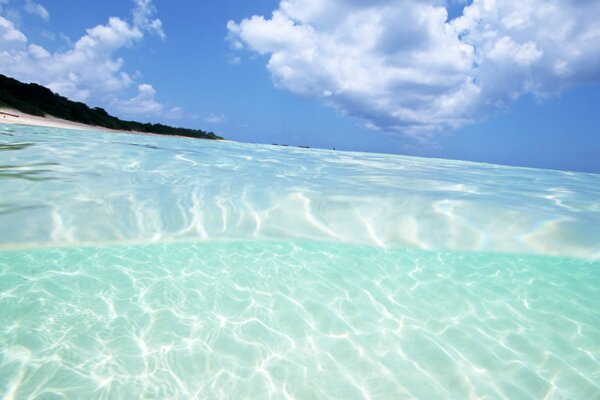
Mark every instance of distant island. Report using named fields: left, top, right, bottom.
left=0, top=74, right=223, bottom=140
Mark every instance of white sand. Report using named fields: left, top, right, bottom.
left=0, top=108, right=129, bottom=133
left=0, top=108, right=228, bottom=141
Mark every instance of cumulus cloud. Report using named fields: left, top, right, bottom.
left=24, top=0, right=48, bottom=20
left=0, top=0, right=170, bottom=117
left=111, top=83, right=183, bottom=118
left=111, top=83, right=169, bottom=117
left=228, top=0, right=600, bottom=136
left=27, top=42, right=48, bottom=58
left=0, top=15, right=26, bottom=46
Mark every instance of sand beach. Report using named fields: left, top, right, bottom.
left=0, top=108, right=128, bottom=132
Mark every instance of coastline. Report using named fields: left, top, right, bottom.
left=0, top=107, right=135, bottom=133
left=0, top=108, right=231, bottom=141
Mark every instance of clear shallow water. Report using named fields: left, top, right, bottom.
left=2, top=242, right=599, bottom=399
left=1, top=124, right=600, bottom=399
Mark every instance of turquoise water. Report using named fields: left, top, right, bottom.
left=1, top=124, right=599, bottom=398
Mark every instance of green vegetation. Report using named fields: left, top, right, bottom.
left=0, top=74, right=223, bottom=140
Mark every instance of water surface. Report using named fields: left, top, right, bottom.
left=1, top=124, right=599, bottom=399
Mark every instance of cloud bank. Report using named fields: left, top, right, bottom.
left=0, top=0, right=170, bottom=117
left=228, top=0, right=600, bottom=137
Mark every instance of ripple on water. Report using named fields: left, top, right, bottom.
left=1, top=124, right=600, bottom=259
left=1, top=241, right=599, bottom=399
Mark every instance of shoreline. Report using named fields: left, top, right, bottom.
left=0, top=108, right=231, bottom=141
left=0, top=107, right=133, bottom=133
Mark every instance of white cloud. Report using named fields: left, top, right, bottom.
left=0, top=15, right=26, bottom=45
left=111, top=83, right=164, bottom=116
left=228, top=0, right=600, bottom=136
left=132, top=0, right=165, bottom=40
left=27, top=42, right=48, bottom=58
left=0, top=0, right=20, bottom=27
left=205, top=113, right=226, bottom=124
left=0, top=0, right=171, bottom=118
left=487, top=37, right=543, bottom=66
left=24, top=0, right=48, bottom=21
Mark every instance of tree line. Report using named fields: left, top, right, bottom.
left=0, top=74, right=223, bottom=140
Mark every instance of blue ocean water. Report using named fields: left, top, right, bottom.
left=1, top=124, right=599, bottom=398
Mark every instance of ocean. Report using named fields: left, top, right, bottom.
left=1, top=124, right=599, bottom=398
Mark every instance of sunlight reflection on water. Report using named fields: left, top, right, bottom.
left=0, top=124, right=599, bottom=258
left=1, top=124, right=600, bottom=399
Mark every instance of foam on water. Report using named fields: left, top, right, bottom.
left=1, top=124, right=600, bottom=399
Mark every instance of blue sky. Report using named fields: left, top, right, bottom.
left=1, top=0, right=599, bottom=173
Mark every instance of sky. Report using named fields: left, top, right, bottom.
left=0, top=0, right=599, bottom=173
